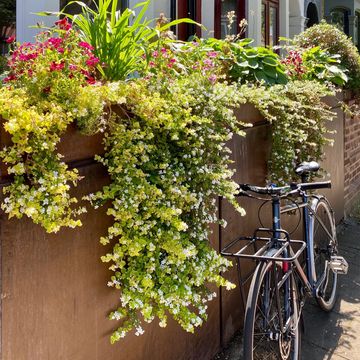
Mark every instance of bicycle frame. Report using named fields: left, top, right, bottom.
left=280, top=192, right=333, bottom=298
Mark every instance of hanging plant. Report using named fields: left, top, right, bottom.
left=241, top=80, right=336, bottom=183
left=0, top=19, right=108, bottom=232
left=84, top=73, right=247, bottom=341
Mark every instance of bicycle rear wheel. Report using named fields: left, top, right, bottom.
left=311, top=198, right=338, bottom=311
left=243, top=261, right=301, bottom=360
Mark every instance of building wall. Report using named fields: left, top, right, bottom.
left=324, top=0, right=354, bottom=16
left=16, top=0, right=59, bottom=43
left=344, top=97, right=360, bottom=214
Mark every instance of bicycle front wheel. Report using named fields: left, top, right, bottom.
left=311, top=198, right=338, bottom=311
left=243, top=261, right=301, bottom=360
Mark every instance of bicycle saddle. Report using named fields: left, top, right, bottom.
left=295, top=161, right=320, bottom=175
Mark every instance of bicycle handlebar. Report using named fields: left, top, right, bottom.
left=238, top=181, right=331, bottom=197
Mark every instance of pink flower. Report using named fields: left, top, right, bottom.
left=48, top=37, right=63, bottom=48
left=86, top=57, right=99, bottom=67
left=69, top=64, right=77, bottom=71
left=6, top=36, right=15, bottom=44
left=49, top=61, right=65, bottom=72
left=208, top=74, right=217, bottom=83
left=152, top=50, right=159, bottom=58
left=207, top=51, right=218, bottom=58
left=79, top=41, right=94, bottom=51
left=203, top=58, right=214, bottom=67
left=149, top=61, right=156, bottom=68
left=55, top=18, right=72, bottom=31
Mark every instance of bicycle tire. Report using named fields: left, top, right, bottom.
left=243, top=261, right=301, bottom=360
left=311, top=198, right=338, bottom=311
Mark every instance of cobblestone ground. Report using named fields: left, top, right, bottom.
left=213, top=218, right=360, bottom=360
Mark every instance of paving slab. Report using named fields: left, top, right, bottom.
left=213, top=218, right=360, bottom=360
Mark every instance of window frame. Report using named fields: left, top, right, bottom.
left=214, top=0, right=245, bottom=39
left=175, top=0, right=202, bottom=40
left=261, top=0, right=279, bottom=46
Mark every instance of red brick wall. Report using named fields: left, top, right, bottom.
left=344, top=99, right=360, bottom=214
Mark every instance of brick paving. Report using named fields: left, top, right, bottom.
left=214, top=218, right=360, bottom=360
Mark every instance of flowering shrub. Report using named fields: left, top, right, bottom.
left=294, top=21, right=360, bottom=89
left=143, top=42, right=223, bottom=85
left=85, top=74, right=246, bottom=342
left=0, top=19, right=107, bottom=232
left=5, top=18, right=99, bottom=99
left=282, top=46, right=348, bottom=86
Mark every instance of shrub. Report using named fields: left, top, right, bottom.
left=294, top=21, right=360, bottom=89
left=281, top=46, right=348, bottom=86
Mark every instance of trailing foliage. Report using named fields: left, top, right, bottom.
left=242, top=80, right=336, bottom=183
left=85, top=75, right=245, bottom=341
left=294, top=21, right=360, bottom=89
left=0, top=19, right=107, bottom=232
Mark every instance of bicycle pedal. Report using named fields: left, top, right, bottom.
left=329, top=256, right=349, bottom=275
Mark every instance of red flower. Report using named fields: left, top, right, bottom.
left=48, top=37, right=63, bottom=48
left=3, top=74, right=17, bottom=83
left=6, top=36, right=15, bottom=44
left=86, top=76, right=96, bottom=85
left=79, top=41, right=94, bottom=51
left=49, top=61, right=65, bottom=72
left=86, top=57, right=99, bottom=67
left=55, top=18, right=72, bottom=31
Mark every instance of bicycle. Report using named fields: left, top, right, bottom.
left=221, top=161, right=348, bottom=360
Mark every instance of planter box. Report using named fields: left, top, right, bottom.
left=0, top=118, right=104, bottom=180
left=0, top=97, right=347, bottom=360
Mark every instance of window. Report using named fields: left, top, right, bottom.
left=0, top=0, right=16, bottom=55
left=330, top=8, right=350, bottom=36
left=214, top=0, right=245, bottom=39
left=306, top=2, right=319, bottom=28
left=261, top=0, right=279, bottom=46
left=173, top=0, right=202, bottom=40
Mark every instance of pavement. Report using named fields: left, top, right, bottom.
left=213, top=218, right=360, bottom=360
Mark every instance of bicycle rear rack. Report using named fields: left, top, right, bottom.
left=221, top=228, right=306, bottom=263
left=220, top=228, right=306, bottom=312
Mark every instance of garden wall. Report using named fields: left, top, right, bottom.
left=344, top=96, right=360, bottom=215
left=0, top=97, right=350, bottom=360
